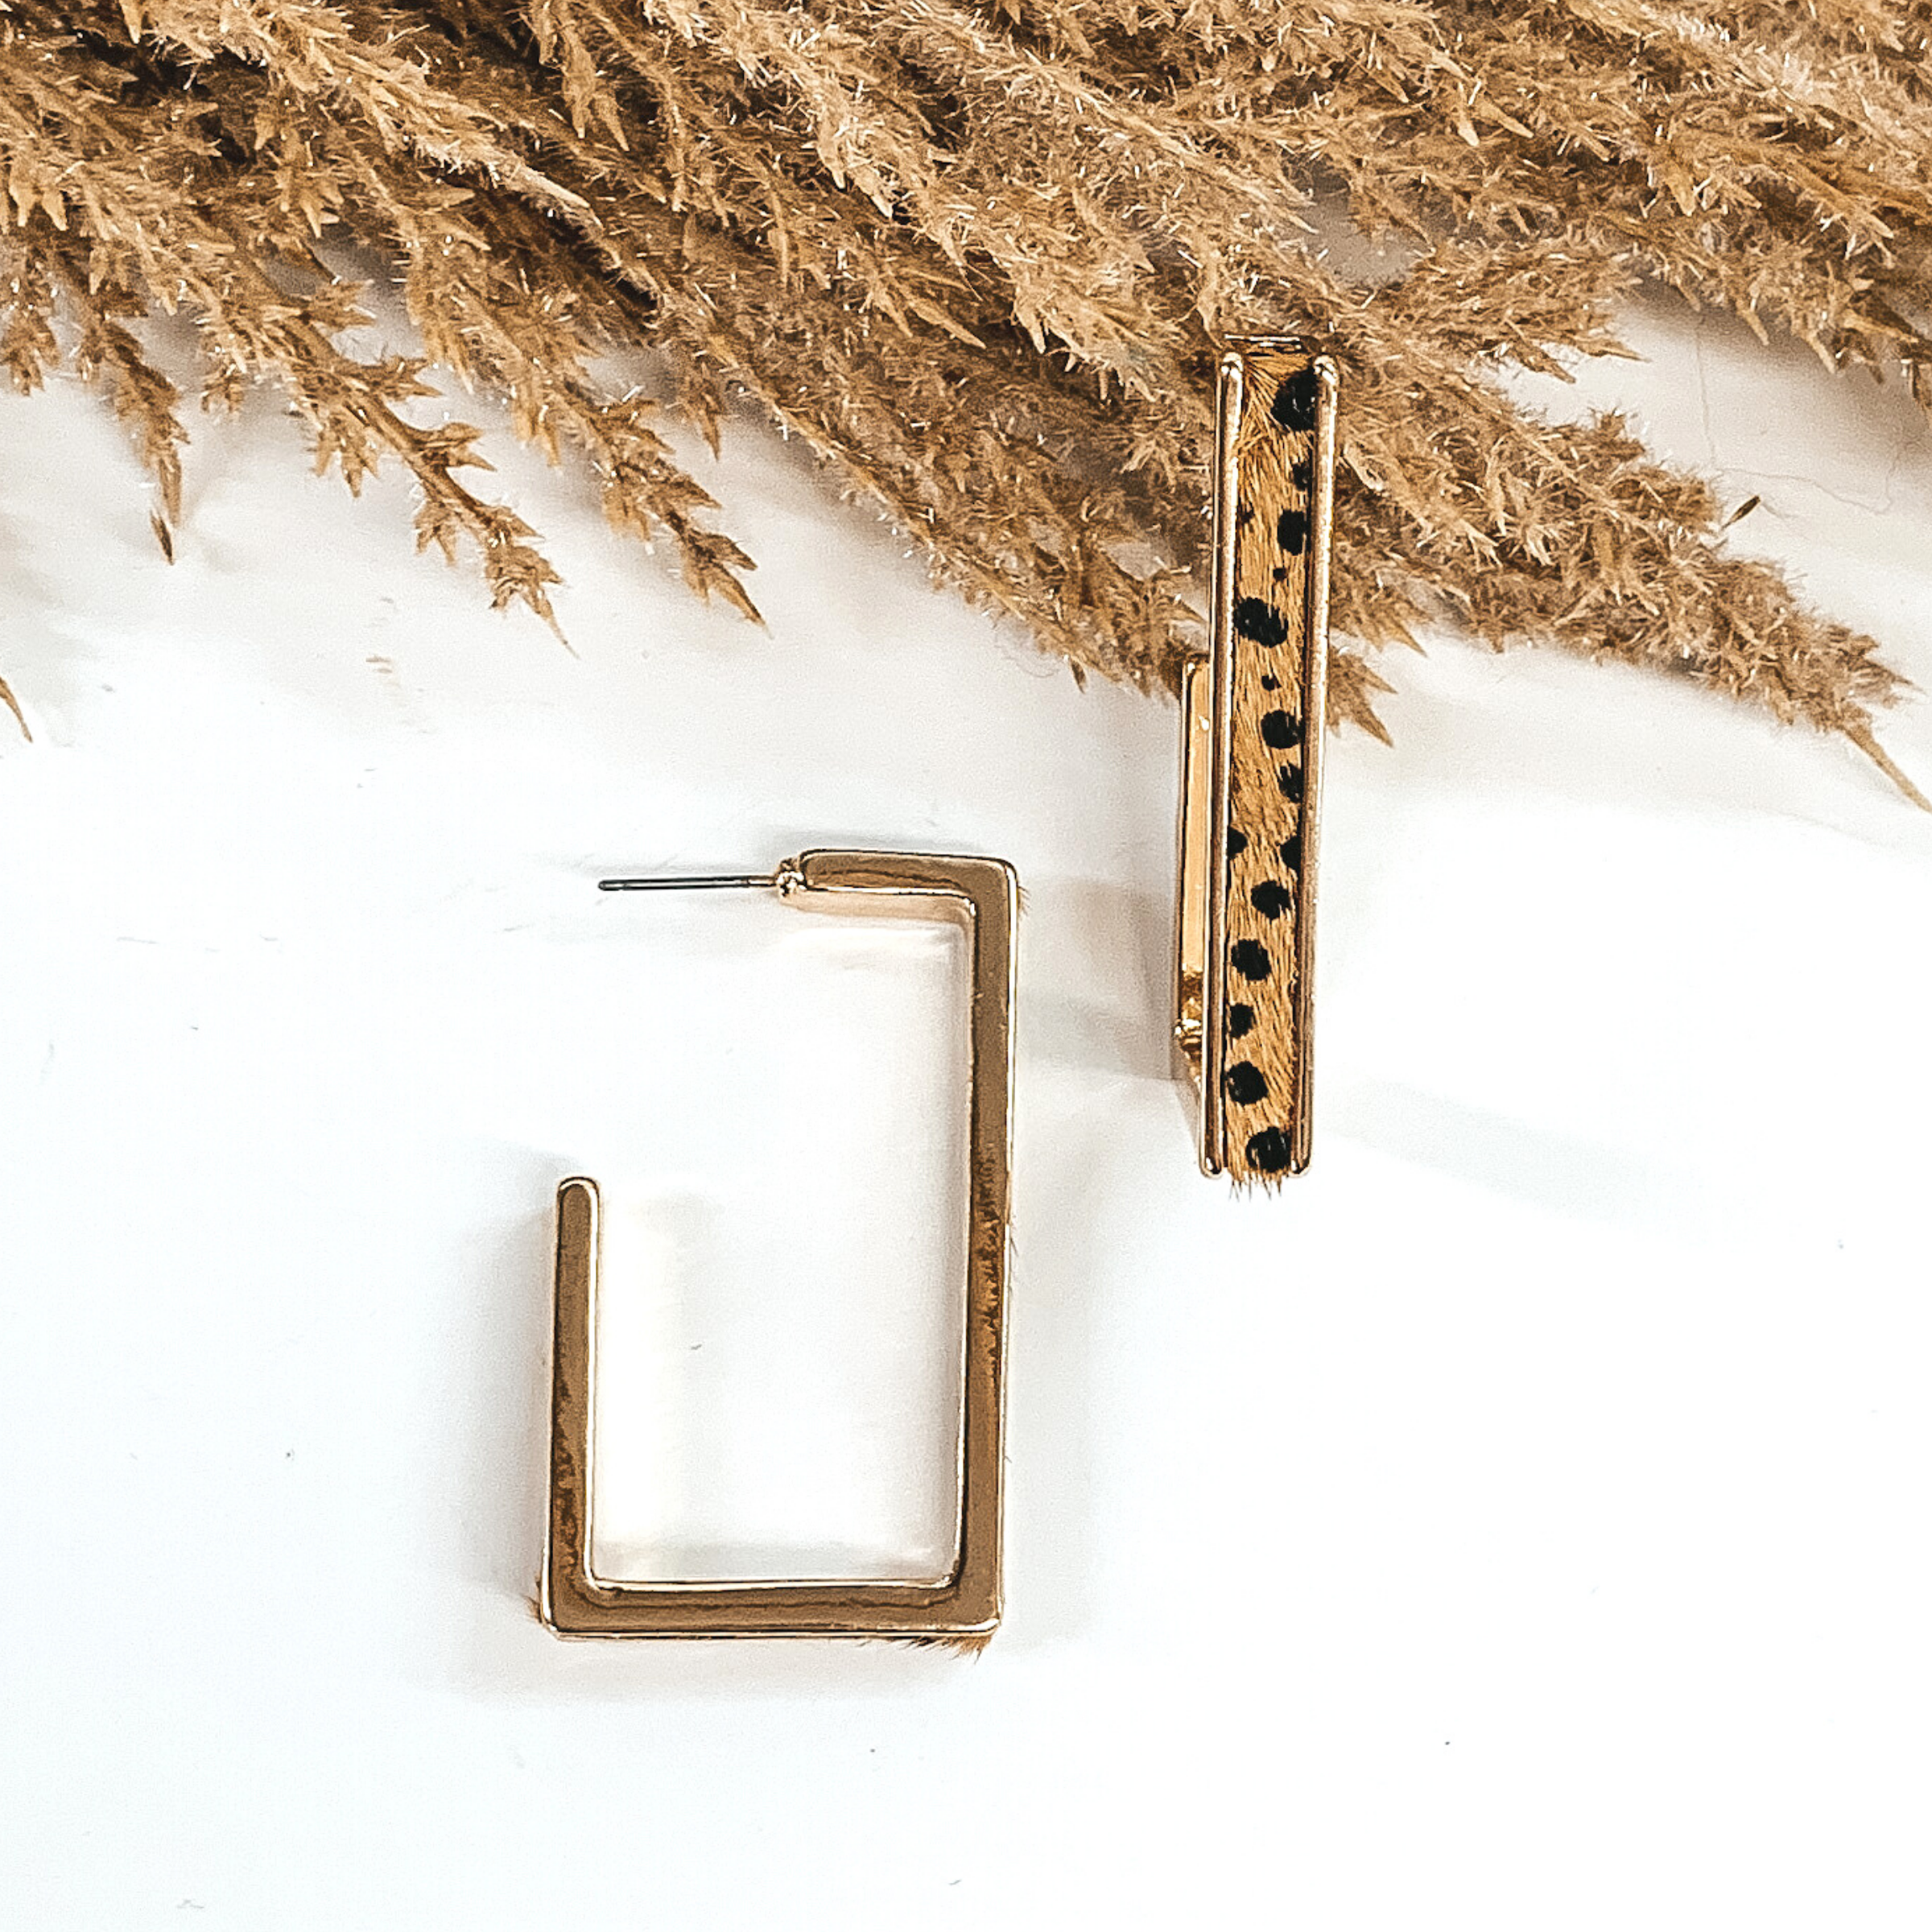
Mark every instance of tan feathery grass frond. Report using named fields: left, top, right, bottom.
left=0, top=0, right=1925, bottom=794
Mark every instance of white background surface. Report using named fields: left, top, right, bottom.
left=2, top=293, right=1931, bottom=1927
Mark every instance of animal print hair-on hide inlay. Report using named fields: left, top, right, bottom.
left=1212, top=345, right=1336, bottom=1184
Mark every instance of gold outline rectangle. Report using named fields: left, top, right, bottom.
left=539, top=849, right=1016, bottom=1639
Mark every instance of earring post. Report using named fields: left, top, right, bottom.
left=597, top=873, right=779, bottom=893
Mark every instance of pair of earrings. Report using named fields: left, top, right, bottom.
left=539, top=340, right=1339, bottom=1643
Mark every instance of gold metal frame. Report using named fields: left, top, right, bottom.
left=1174, top=340, right=1339, bottom=1181
left=539, top=848, right=1018, bottom=1641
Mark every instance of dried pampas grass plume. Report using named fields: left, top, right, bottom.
left=2, top=0, right=1928, bottom=795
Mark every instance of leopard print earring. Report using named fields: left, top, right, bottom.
left=1173, top=343, right=1339, bottom=1183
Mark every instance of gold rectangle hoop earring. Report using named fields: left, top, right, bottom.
left=1174, top=341, right=1339, bottom=1183
left=539, top=848, right=1018, bottom=1641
